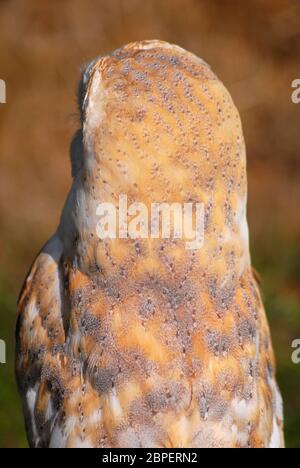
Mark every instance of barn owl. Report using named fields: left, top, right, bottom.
left=16, top=40, right=284, bottom=448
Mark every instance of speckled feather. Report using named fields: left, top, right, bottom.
left=16, top=40, right=284, bottom=448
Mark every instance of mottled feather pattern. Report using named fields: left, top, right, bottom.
left=16, top=40, right=284, bottom=448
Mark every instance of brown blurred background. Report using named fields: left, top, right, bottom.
left=0, top=0, right=299, bottom=448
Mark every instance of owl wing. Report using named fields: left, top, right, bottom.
left=251, top=269, right=285, bottom=448
left=16, top=234, right=66, bottom=448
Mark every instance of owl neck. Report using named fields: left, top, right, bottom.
left=59, top=166, right=251, bottom=287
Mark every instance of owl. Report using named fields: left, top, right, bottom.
left=16, top=40, right=284, bottom=448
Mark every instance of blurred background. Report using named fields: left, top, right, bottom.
left=0, top=0, right=299, bottom=448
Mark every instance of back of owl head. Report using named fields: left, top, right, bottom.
left=62, top=40, right=250, bottom=280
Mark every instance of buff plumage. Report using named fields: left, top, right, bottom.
left=16, top=40, right=284, bottom=448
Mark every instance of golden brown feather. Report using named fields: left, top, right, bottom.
left=16, top=40, right=284, bottom=448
